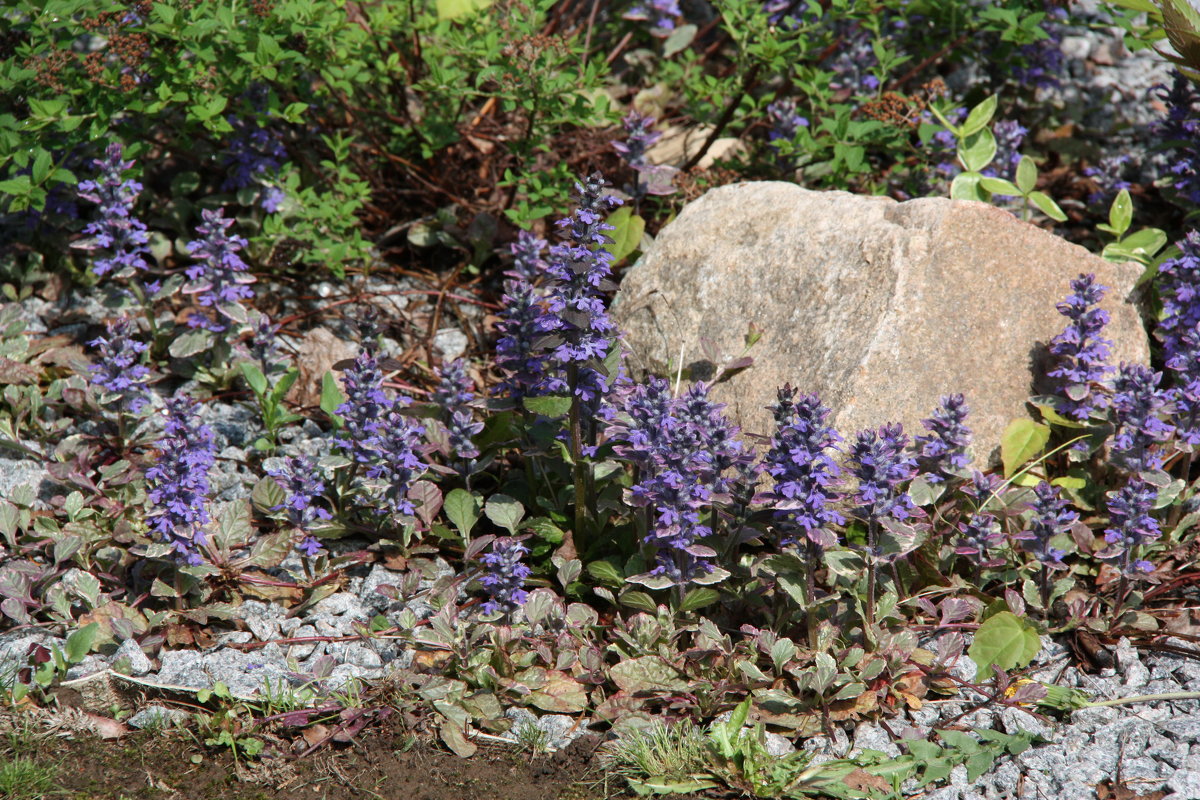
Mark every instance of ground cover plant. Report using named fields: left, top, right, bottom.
left=4, top=0, right=1200, bottom=798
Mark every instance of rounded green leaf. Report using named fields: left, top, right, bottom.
left=484, top=493, right=524, bottom=534
left=950, top=172, right=987, bottom=202
left=1015, top=155, right=1037, bottom=195
left=967, top=611, right=1041, bottom=680
left=979, top=177, right=1020, bottom=197
left=961, top=95, right=999, bottom=136
left=1028, top=191, right=1067, bottom=222
left=958, top=129, right=997, bottom=173
left=1000, top=418, right=1050, bottom=478
left=1108, top=189, right=1133, bottom=237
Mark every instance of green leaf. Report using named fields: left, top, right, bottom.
left=586, top=560, right=624, bottom=587
left=320, top=371, right=345, bottom=422
left=619, top=590, right=658, bottom=613
left=1117, top=227, right=1168, bottom=258
left=522, top=394, right=572, bottom=418
left=604, top=206, right=646, bottom=263
left=1027, top=191, right=1067, bottom=222
left=0, top=176, right=32, bottom=196
left=662, top=23, right=697, bottom=58
left=1000, top=418, right=1050, bottom=478
left=444, top=489, right=482, bottom=538
left=962, top=95, right=998, bottom=136
left=1015, top=155, right=1037, bottom=194
left=436, top=0, right=494, bottom=20
left=958, top=129, right=997, bottom=173
left=169, top=328, right=212, bottom=359
left=950, top=172, right=987, bottom=202
left=979, top=177, right=1020, bottom=196
left=484, top=493, right=524, bottom=534
left=968, top=611, right=1041, bottom=680
left=610, top=656, right=689, bottom=693
left=65, top=623, right=100, bottom=664
left=240, top=362, right=268, bottom=396
left=1109, top=189, right=1133, bottom=237
left=677, top=587, right=720, bottom=613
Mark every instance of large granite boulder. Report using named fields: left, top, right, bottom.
left=612, top=182, right=1150, bottom=461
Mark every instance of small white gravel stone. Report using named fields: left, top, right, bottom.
left=114, top=639, right=152, bottom=676
left=1166, top=769, right=1200, bottom=800
left=127, top=705, right=190, bottom=729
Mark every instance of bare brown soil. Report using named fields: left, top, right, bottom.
left=9, top=715, right=649, bottom=800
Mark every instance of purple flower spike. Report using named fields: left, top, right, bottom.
left=183, top=208, right=255, bottom=318
left=1102, top=478, right=1161, bottom=577
left=493, top=279, right=559, bottom=400
left=1110, top=363, right=1174, bottom=473
left=1154, top=73, right=1200, bottom=207
left=267, top=455, right=332, bottom=531
left=480, top=538, right=531, bottom=615
left=221, top=113, right=287, bottom=193
left=334, top=348, right=392, bottom=464
left=847, top=423, right=918, bottom=527
left=76, top=143, right=151, bottom=277
left=506, top=230, right=548, bottom=282
left=614, top=111, right=663, bottom=171
left=1019, top=481, right=1074, bottom=566
left=913, top=394, right=971, bottom=483
left=766, top=97, right=810, bottom=154
left=623, top=0, right=681, bottom=35
left=145, top=394, right=217, bottom=565
left=88, top=316, right=151, bottom=414
left=364, top=407, right=427, bottom=518
left=1048, top=273, right=1112, bottom=421
left=764, top=386, right=844, bottom=548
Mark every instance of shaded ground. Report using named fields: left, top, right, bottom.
left=0, top=713, right=657, bottom=800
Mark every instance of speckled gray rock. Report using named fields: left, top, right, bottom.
left=1166, top=769, right=1200, bottom=800
left=613, top=184, right=1149, bottom=457
left=113, top=638, right=153, bottom=676
left=502, top=707, right=584, bottom=751
left=0, top=457, right=58, bottom=508
left=128, top=704, right=190, bottom=729
left=850, top=722, right=900, bottom=758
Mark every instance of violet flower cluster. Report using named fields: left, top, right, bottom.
left=824, top=27, right=880, bottom=95
left=433, top=359, right=483, bottom=465
left=766, top=98, right=809, bottom=162
left=953, top=471, right=1004, bottom=565
left=493, top=278, right=558, bottom=400
left=610, top=377, right=749, bottom=584
left=76, top=143, right=151, bottom=277
left=182, top=208, right=256, bottom=330
left=1047, top=273, right=1112, bottom=421
left=983, top=120, right=1027, bottom=183
left=543, top=174, right=623, bottom=405
left=1018, top=481, right=1073, bottom=567
left=88, top=316, right=151, bottom=414
left=1102, top=478, right=1161, bottom=576
left=1012, top=7, right=1066, bottom=90
left=763, top=386, right=844, bottom=549
left=267, top=455, right=331, bottom=556
left=1084, top=154, right=1133, bottom=206
left=145, top=394, right=217, bottom=565
left=480, top=538, right=531, bottom=615
left=622, top=0, right=681, bottom=35
left=1157, top=234, right=1200, bottom=445
left=847, top=423, right=918, bottom=534
left=1110, top=363, right=1174, bottom=473
left=912, top=394, right=971, bottom=484
left=334, top=346, right=428, bottom=518
left=1154, top=72, right=1200, bottom=207
left=506, top=231, right=547, bottom=283
left=614, top=111, right=675, bottom=197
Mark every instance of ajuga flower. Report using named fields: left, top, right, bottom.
left=764, top=386, right=844, bottom=548
left=145, top=394, right=217, bottom=565
left=1048, top=274, right=1112, bottom=421
left=614, top=111, right=675, bottom=197
left=1018, top=481, right=1074, bottom=566
left=506, top=231, right=548, bottom=283
left=267, top=455, right=332, bottom=531
left=1083, top=154, right=1133, bottom=206
left=480, top=538, right=531, bottom=614
left=953, top=472, right=1004, bottom=563
left=1013, top=7, right=1067, bottom=90
left=363, top=406, right=427, bottom=517
left=543, top=173, right=623, bottom=405
left=913, top=394, right=971, bottom=483
left=623, top=0, right=681, bottom=35
left=1154, top=72, right=1200, bottom=207
left=493, top=279, right=559, bottom=399
left=766, top=98, right=809, bottom=153
left=76, top=143, right=151, bottom=277
left=433, top=359, right=482, bottom=464
left=88, top=316, right=151, bottom=414
left=847, top=423, right=918, bottom=529
left=334, top=347, right=392, bottom=464
left=1102, top=478, right=1161, bottom=576
left=1110, top=363, right=1174, bottom=473
left=183, top=208, right=255, bottom=329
